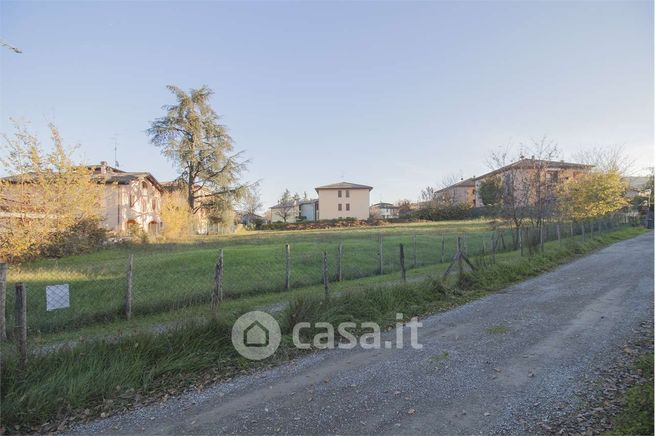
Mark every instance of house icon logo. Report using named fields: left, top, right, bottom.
left=232, top=311, right=281, bottom=360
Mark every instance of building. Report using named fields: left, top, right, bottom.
left=90, top=162, right=164, bottom=234
left=370, top=202, right=400, bottom=219
left=299, top=199, right=319, bottom=221
left=315, top=182, right=373, bottom=220
left=270, top=201, right=300, bottom=223
left=434, top=178, right=477, bottom=207
left=473, top=158, right=592, bottom=207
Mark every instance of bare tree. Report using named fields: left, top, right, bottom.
left=419, top=186, right=438, bottom=207
left=573, top=145, right=634, bottom=175
left=276, top=189, right=297, bottom=223
left=240, top=185, right=263, bottom=216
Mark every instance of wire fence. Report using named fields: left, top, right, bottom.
left=0, top=213, right=642, bottom=350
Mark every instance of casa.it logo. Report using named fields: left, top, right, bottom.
left=231, top=311, right=282, bottom=360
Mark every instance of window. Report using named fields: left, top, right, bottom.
left=129, top=193, right=136, bottom=207
left=141, top=181, right=147, bottom=189
left=338, top=190, right=342, bottom=198
left=338, top=203, right=342, bottom=211
left=346, top=203, right=350, bottom=211
left=346, top=190, right=350, bottom=198
left=152, top=198, right=157, bottom=210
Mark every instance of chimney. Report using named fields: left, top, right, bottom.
left=100, top=161, right=108, bottom=174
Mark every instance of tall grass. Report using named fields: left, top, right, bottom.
left=0, top=226, right=646, bottom=432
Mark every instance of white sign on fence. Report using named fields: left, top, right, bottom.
left=46, top=284, right=70, bottom=311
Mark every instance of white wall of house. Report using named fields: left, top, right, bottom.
left=299, top=202, right=317, bottom=221
left=317, top=188, right=370, bottom=220
left=270, top=205, right=300, bottom=223
left=101, top=180, right=162, bottom=234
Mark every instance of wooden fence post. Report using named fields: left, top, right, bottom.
left=212, top=249, right=224, bottom=312
left=322, top=251, right=329, bottom=299
left=15, top=283, right=27, bottom=365
left=519, top=227, right=524, bottom=256
left=570, top=221, right=574, bottom=239
left=539, top=225, right=544, bottom=252
left=491, top=233, right=497, bottom=263
left=378, top=234, right=384, bottom=275
left=581, top=221, right=586, bottom=241
left=412, top=235, right=417, bottom=269
left=337, top=242, right=343, bottom=282
left=399, top=244, right=406, bottom=282
left=284, top=243, right=291, bottom=291
left=125, top=253, right=133, bottom=321
left=556, top=223, right=561, bottom=246
left=440, top=234, right=445, bottom=263
left=0, top=263, right=7, bottom=341
left=457, top=237, right=463, bottom=280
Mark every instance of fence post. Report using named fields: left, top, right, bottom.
left=570, top=221, right=574, bottom=239
left=125, top=253, right=133, bottom=321
left=457, top=237, right=463, bottom=281
left=15, top=283, right=27, bottom=365
left=212, top=249, right=224, bottom=312
left=399, top=244, right=406, bottom=282
left=557, top=223, right=561, bottom=246
left=412, top=235, right=417, bottom=268
left=440, top=234, right=445, bottom=263
left=519, top=227, right=524, bottom=256
left=491, top=233, right=497, bottom=263
left=0, top=263, right=7, bottom=341
left=539, top=224, right=544, bottom=253
left=284, top=243, right=291, bottom=291
left=337, top=242, right=343, bottom=282
left=322, top=251, right=329, bottom=299
left=581, top=221, right=586, bottom=241
left=378, top=234, right=384, bottom=275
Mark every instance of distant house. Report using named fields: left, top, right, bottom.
left=623, top=176, right=652, bottom=204
left=270, top=201, right=300, bottom=223
left=473, top=158, right=592, bottom=207
left=90, top=162, right=164, bottom=234
left=299, top=199, right=319, bottom=221
left=435, top=178, right=477, bottom=207
left=315, top=182, right=373, bottom=220
left=370, top=202, right=399, bottom=219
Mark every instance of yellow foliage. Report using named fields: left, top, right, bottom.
left=159, top=191, right=194, bottom=240
left=0, top=123, right=102, bottom=263
left=557, top=170, right=628, bottom=220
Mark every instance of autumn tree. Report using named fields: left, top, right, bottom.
left=557, top=170, right=628, bottom=221
left=159, top=190, right=195, bottom=240
left=148, top=85, right=249, bottom=217
left=0, top=123, right=103, bottom=263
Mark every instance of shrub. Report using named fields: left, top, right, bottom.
left=41, top=218, right=108, bottom=258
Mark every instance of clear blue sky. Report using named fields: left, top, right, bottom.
left=1, top=1, right=652, bottom=208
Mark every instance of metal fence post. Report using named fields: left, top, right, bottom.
left=412, top=235, right=417, bottom=268
left=322, top=251, right=329, bottom=299
left=284, top=243, right=291, bottom=291
left=125, top=254, right=133, bottom=321
left=440, top=234, right=445, bottom=263
left=378, top=234, right=384, bottom=275
left=337, top=242, right=343, bottom=282
left=400, top=244, right=406, bottom=282
left=0, top=263, right=7, bottom=341
left=212, top=249, right=224, bottom=312
left=15, top=283, right=27, bottom=365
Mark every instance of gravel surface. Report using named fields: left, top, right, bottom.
left=67, top=232, right=654, bottom=435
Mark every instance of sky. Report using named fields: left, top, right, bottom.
left=1, top=0, right=653, bottom=208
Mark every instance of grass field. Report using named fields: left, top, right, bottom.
left=5, top=220, right=500, bottom=334
left=0, top=225, right=647, bottom=432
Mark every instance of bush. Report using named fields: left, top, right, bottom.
left=40, top=218, right=108, bottom=258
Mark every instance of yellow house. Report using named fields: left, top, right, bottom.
left=315, top=182, right=373, bottom=220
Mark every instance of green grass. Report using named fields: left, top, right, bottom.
left=0, top=225, right=646, bottom=432
left=486, top=325, right=511, bottom=334
left=5, top=220, right=502, bottom=334
left=607, top=353, right=654, bottom=436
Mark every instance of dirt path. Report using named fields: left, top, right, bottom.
left=68, top=232, right=654, bottom=435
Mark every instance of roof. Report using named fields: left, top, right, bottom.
left=2, top=163, right=163, bottom=192
left=436, top=177, right=476, bottom=193
left=370, top=202, right=398, bottom=209
left=476, top=158, right=592, bottom=180
left=298, top=198, right=318, bottom=205
left=270, top=201, right=298, bottom=210
left=315, top=182, right=373, bottom=191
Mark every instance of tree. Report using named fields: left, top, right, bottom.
left=420, top=186, right=438, bottom=207
left=478, top=178, right=502, bottom=206
left=396, top=199, right=413, bottom=217
left=160, top=191, right=194, bottom=240
left=239, top=185, right=263, bottom=216
left=0, top=123, right=102, bottom=263
left=276, top=189, right=297, bottom=223
left=148, top=85, right=249, bottom=216
left=557, top=170, right=628, bottom=221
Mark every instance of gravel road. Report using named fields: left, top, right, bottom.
left=69, top=233, right=654, bottom=435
